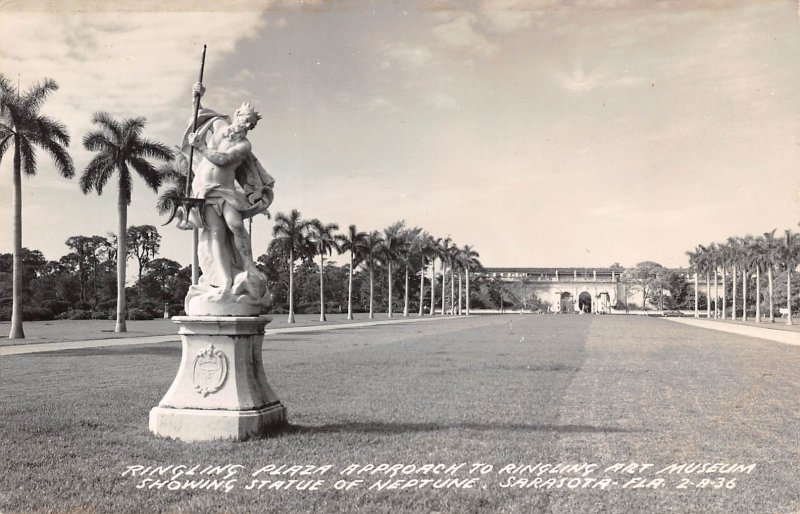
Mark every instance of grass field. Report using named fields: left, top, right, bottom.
left=1, top=314, right=798, bottom=513
left=0, top=313, right=392, bottom=346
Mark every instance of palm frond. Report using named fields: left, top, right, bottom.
left=156, top=184, right=185, bottom=215
left=0, top=74, right=14, bottom=97
left=128, top=156, right=162, bottom=192
left=137, top=138, right=173, bottom=161
left=39, top=134, right=75, bottom=178
left=18, top=137, right=36, bottom=175
left=121, top=117, right=146, bottom=144
left=91, top=112, right=122, bottom=140
left=82, top=131, right=116, bottom=153
left=21, top=78, right=58, bottom=113
left=0, top=133, right=12, bottom=163
left=33, top=115, right=70, bottom=146
left=79, top=153, right=114, bottom=194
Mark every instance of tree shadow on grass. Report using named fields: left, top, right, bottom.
left=275, top=421, right=638, bottom=436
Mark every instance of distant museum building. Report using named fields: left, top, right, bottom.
left=481, top=267, right=626, bottom=314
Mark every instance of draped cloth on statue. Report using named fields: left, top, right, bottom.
left=176, top=108, right=274, bottom=315
left=177, top=108, right=275, bottom=225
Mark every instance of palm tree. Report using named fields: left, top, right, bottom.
left=697, top=244, right=712, bottom=319
left=363, top=231, right=384, bottom=319
left=782, top=229, right=798, bottom=326
left=307, top=219, right=342, bottom=322
left=753, top=236, right=764, bottom=323
left=446, top=240, right=459, bottom=315
left=438, top=236, right=452, bottom=316
left=452, top=247, right=466, bottom=316
left=80, top=113, right=170, bottom=333
left=760, top=230, right=780, bottom=323
left=739, top=235, right=756, bottom=322
left=728, top=236, right=741, bottom=321
left=380, top=221, right=407, bottom=318
left=429, top=237, right=443, bottom=315
left=271, top=209, right=312, bottom=323
left=340, top=224, right=367, bottom=320
left=401, top=227, right=421, bottom=317
left=460, top=245, right=481, bottom=316
left=719, top=242, right=730, bottom=320
left=417, top=233, right=437, bottom=316
left=0, top=76, right=75, bottom=339
left=711, top=243, right=721, bottom=319
left=686, top=247, right=701, bottom=318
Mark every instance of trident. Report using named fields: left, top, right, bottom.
left=163, top=44, right=208, bottom=229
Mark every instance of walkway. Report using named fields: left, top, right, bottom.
left=665, top=317, right=800, bottom=346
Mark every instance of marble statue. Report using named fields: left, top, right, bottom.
left=173, top=83, right=274, bottom=315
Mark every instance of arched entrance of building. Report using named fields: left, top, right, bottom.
left=560, top=292, right=573, bottom=314
left=578, top=291, right=592, bottom=313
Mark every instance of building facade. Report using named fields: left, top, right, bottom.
left=482, top=267, right=625, bottom=314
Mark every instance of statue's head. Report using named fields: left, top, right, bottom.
left=233, top=102, right=262, bottom=130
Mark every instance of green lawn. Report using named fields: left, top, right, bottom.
left=0, top=313, right=395, bottom=346
left=1, top=314, right=798, bottom=513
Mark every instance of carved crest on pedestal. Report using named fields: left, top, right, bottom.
left=192, top=344, right=228, bottom=396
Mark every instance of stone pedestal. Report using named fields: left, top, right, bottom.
left=149, top=316, right=286, bottom=441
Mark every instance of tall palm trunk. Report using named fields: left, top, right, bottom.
left=418, top=260, right=425, bottom=316
left=465, top=269, right=471, bottom=316
left=787, top=269, right=793, bottom=326
left=287, top=248, right=295, bottom=323
left=9, top=138, right=24, bottom=339
left=721, top=265, right=727, bottom=320
left=741, top=269, right=747, bottom=322
left=450, top=267, right=456, bottom=315
left=403, top=265, right=409, bottom=317
left=768, top=266, right=774, bottom=323
left=693, top=272, right=698, bottom=318
left=387, top=261, right=393, bottom=318
left=115, top=182, right=128, bottom=333
left=440, top=261, right=447, bottom=316
left=347, top=252, right=354, bottom=320
left=732, top=264, right=737, bottom=320
left=319, top=251, right=326, bottom=322
left=713, top=267, right=718, bottom=318
left=705, top=272, right=710, bottom=319
left=457, top=272, right=462, bottom=315
left=754, top=265, right=761, bottom=323
left=369, top=265, right=374, bottom=319
left=429, top=259, right=435, bottom=316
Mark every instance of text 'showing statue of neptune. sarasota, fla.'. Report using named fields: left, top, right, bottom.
left=175, top=83, right=274, bottom=315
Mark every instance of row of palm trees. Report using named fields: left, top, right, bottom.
left=686, top=228, right=800, bottom=325
left=0, top=74, right=482, bottom=338
left=0, top=75, right=201, bottom=337
left=271, top=210, right=482, bottom=323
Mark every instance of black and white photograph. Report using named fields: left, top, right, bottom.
left=0, top=0, right=799, bottom=512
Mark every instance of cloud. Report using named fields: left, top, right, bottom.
left=608, top=75, right=646, bottom=87
left=366, top=97, right=399, bottom=115
left=431, top=11, right=498, bottom=57
left=422, top=91, right=459, bottom=111
left=383, top=44, right=434, bottom=69
left=557, top=65, right=609, bottom=92
left=480, top=0, right=551, bottom=33
left=0, top=11, right=267, bottom=166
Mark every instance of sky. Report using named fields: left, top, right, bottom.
left=1, top=0, right=799, bottom=274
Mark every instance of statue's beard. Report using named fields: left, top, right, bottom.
left=223, top=124, right=248, bottom=141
